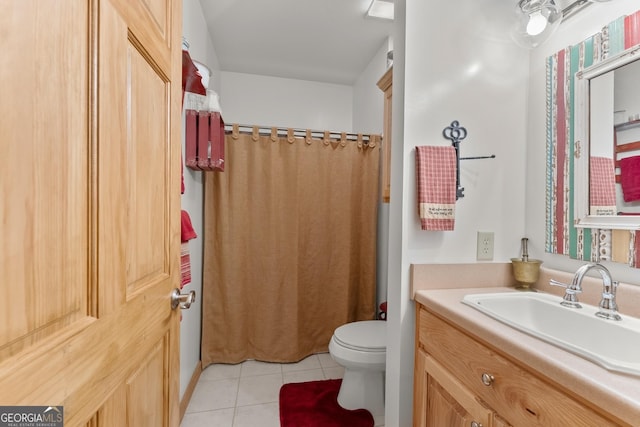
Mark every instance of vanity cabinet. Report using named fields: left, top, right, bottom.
left=414, top=304, right=620, bottom=427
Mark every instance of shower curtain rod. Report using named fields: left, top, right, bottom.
left=224, top=124, right=376, bottom=142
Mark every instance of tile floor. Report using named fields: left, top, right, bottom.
left=181, top=353, right=356, bottom=427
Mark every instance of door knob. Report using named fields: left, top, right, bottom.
left=171, top=288, right=196, bottom=310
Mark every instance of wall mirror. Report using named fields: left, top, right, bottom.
left=546, top=10, right=640, bottom=265
left=574, top=44, right=640, bottom=230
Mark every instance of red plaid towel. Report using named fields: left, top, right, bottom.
left=415, top=146, right=457, bottom=230
left=589, top=156, right=617, bottom=215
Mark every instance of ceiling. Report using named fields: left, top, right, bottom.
left=197, top=0, right=589, bottom=86
left=198, top=0, right=394, bottom=85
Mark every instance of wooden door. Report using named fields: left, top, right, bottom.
left=0, top=1, right=182, bottom=426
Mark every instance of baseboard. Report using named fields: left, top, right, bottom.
left=180, top=360, right=203, bottom=422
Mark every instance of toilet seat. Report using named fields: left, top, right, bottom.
left=333, top=320, right=386, bottom=352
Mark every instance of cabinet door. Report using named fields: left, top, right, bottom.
left=415, top=350, right=493, bottom=427
left=0, top=1, right=182, bottom=425
left=493, top=414, right=514, bottom=427
left=426, top=375, right=477, bottom=426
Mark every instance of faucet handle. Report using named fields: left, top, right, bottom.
left=597, top=281, right=622, bottom=321
left=602, top=280, right=618, bottom=295
left=549, top=279, right=567, bottom=288
left=549, top=279, right=582, bottom=308
left=549, top=279, right=582, bottom=293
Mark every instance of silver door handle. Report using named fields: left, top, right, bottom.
left=171, top=288, right=196, bottom=310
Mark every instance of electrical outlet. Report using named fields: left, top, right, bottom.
left=477, top=231, right=494, bottom=261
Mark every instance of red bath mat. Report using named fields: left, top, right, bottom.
left=279, top=379, right=374, bottom=427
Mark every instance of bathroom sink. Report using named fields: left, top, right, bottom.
left=461, top=292, right=640, bottom=376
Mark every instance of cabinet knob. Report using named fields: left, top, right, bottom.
left=481, top=372, right=494, bottom=386
left=471, top=422, right=483, bottom=427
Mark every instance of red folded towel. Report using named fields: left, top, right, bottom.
left=182, top=50, right=206, bottom=97
left=620, top=155, right=640, bottom=202
left=181, top=210, right=197, bottom=243
left=589, top=156, right=617, bottom=215
left=415, top=146, right=457, bottom=231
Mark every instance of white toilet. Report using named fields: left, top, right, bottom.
left=329, top=320, right=386, bottom=423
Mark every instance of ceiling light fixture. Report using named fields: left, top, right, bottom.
left=512, top=0, right=562, bottom=49
left=366, top=0, right=394, bottom=21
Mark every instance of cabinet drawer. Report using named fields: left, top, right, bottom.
left=418, top=307, right=617, bottom=427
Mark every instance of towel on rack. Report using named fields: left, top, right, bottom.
left=620, top=155, right=640, bottom=202
left=415, top=146, right=457, bottom=231
left=209, top=112, right=225, bottom=171
left=185, top=109, right=199, bottom=170
left=181, top=210, right=197, bottom=289
left=589, top=156, right=617, bottom=215
left=180, top=243, right=192, bottom=289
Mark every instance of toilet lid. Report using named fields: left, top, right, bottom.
left=333, top=320, right=386, bottom=352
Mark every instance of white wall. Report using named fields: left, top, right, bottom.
left=219, top=72, right=353, bottom=131
left=386, top=0, right=529, bottom=425
left=180, top=0, right=220, bottom=399
left=526, top=0, right=640, bottom=285
left=353, top=39, right=390, bottom=134
left=353, top=38, right=392, bottom=316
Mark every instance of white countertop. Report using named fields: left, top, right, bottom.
left=414, top=286, right=640, bottom=426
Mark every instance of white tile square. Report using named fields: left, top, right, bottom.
left=322, top=366, right=344, bottom=379
left=233, top=403, right=280, bottom=427
left=317, top=352, right=340, bottom=368
left=282, top=368, right=326, bottom=384
left=201, top=363, right=242, bottom=381
left=186, top=378, right=238, bottom=413
left=236, top=373, right=283, bottom=407
left=180, top=408, right=234, bottom=427
left=281, top=354, right=321, bottom=373
left=240, top=360, right=282, bottom=377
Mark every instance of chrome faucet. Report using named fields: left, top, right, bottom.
left=550, top=263, right=622, bottom=321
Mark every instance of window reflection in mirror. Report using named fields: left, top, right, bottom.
left=589, top=58, right=640, bottom=217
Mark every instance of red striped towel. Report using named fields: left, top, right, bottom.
left=415, top=146, right=457, bottom=230
left=180, top=210, right=197, bottom=289
left=620, top=155, right=640, bottom=202
left=589, top=156, right=617, bottom=215
left=180, top=243, right=192, bottom=289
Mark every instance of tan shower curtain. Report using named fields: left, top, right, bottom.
left=201, top=127, right=380, bottom=365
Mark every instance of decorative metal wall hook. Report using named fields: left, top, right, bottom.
left=442, top=120, right=496, bottom=200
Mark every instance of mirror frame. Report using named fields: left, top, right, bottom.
left=574, top=44, right=640, bottom=230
